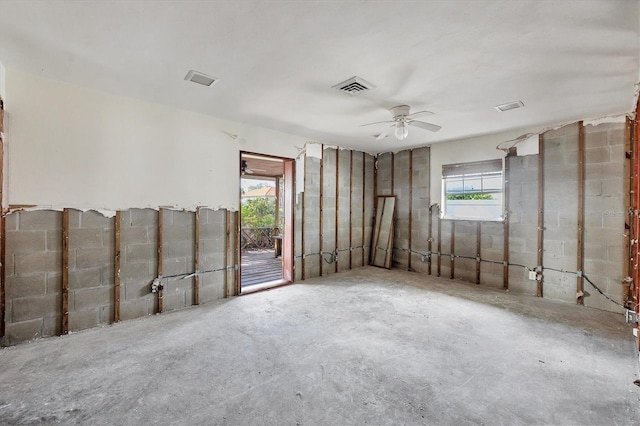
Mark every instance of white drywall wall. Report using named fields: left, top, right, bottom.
left=0, top=62, right=5, bottom=101
left=4, top=69, right=308, bottom=211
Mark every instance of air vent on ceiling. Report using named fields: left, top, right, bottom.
left=332, top=76, right=375, bottom=95
left=495, top=100, right=524, bottom=112
left=184, top=70, right=218, bottom=87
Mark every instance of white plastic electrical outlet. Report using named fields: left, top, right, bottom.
left=528, top=271, right=537, bottom=280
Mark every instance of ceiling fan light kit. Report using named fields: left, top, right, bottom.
left=361, top=104, right=441, bottom=141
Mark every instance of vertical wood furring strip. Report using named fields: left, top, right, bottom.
left=408, top=150, right=413, bottom=272
left=114, top=210, right=121, bottom=322
left=576, top=121, right=585, bottom=305
left=391, top=153, right=395, bottom=195
left=503, top=155, right=510, bottom=289
left=437, top=212, right=442, bottom=277
left=476, top=222, right=481, bottom=285
left=302, top=155, right=306, bottom=280
left=335, top=149, right=339, bottom=273
left=427, top=205, right=433, bottom=275
left=157, top=209, right=164, bottom=313
left=623, top=118, right=632, bottom=307
left=319, top=145, right=324, bottom=276
left=450, top=221, right=455, bottom=280
left=0, top=215, right=5, bottom=337
left=362, top=152, right=366, bottom=266
left=349, top=150, right=353, bottom=270
left=194, top=207, right=200, bottom=305
left=537, top=134, right=545, bottom=297
left=234, top=211, right=240, bottom=295
left=62, top=208, right=70, bottom=335
left=224, top=210, right=230, bottom=295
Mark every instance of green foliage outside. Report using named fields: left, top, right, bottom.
left=241, top=197, right=276, bottom=228
left=447, top=193, right=493, bottom=200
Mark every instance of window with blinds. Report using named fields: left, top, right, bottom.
left=442, top=159, right=504, bottom=220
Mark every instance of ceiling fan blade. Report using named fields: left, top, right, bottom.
left=376, top=125, right=394, bottom=140
left=360, top=120, right=394, bottom=127
left=409, top=120, right=442, bottom=132
left=406, top=110, right=434, bottom=119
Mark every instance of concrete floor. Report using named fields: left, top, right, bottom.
left=1, top=267, right=638, bottom=425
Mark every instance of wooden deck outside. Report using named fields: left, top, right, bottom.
left=241, top=249, right=283, bottom=287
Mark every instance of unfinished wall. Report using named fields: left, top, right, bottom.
left=380, top=120, right=628, bottom=314
left=297, top=146, right=375, bottom=280
left=3, top=69, right=305, bottom=211
left=2, top=208, right=235, bottom=345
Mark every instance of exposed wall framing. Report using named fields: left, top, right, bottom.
left=114, top=210, right=121, bottom=322
left=61, top=208, right=70, bottom=334
left=537, top=133, right=545, bottom=297
left=576, top=122, right=585, bottom=304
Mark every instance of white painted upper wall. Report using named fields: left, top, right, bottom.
left=429, top=127, right=542, bottom=206
left=4, top=69, right=308, bottom=211
left=0, top=61, right=5, bottom=101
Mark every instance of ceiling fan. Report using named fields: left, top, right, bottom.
left=361, top=105, right=441, bottom=141
left=241, top=160, right=267, bottom=175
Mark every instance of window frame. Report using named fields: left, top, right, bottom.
left=441, top=159, right=505, bottom=222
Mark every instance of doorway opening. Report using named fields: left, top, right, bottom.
left=240, top=152, right=294, bottom=293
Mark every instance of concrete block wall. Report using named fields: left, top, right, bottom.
left=582, top=122, right=626, bottom=311
left=161, top=210, right=195, bottom=312
left=3, top=208, right=233, bottom=345
left=299, top=147, right=375, bottom=280
left=377, top=121, right=626, bottom=313
left=4, top=211, right=63, bottom=343
left=507, top=154, right=539, bottom=293
left=199, top=209, right=227, bottom=303
left=409, top=147, right=431, bottom=274
left=68, top=210, right=115, bottom=331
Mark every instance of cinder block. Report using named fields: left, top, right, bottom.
left=585, top=147, right=611, bottom=164
left=76, top=247, right=113, bottom=269
left=164, top=225, right=190, bottom=241
left=120, top=298, right=153, bottom=321
left=80, top=211, right=113, bottom=229
left=5, top=212, right=18, bottom=230
left=130, top=209, right=158, bottom=227
left=73, top=286, right=113, bottom=311
left=162, top=291, right=187, bottom=312
left=46, top=272, right=62, bottom=295
left=69, top=228, right=103, bottom=249
left=42, top=314, right=62, bottom=337
left=5, top=318, right=42, bottom=344
left=124, top=278, right=153, bottom=301
left=11, top=294, right=61, bottom=323
left=126, top=243, right=157, bottom=264
left=18, top=211, right=62, bottom=231
left=46, top=229, right=62, bottom=252
left=14, top=251, right=61, bottom=275
left=168, top=241, right=194, bottom=259
left=121, top=262, right=153, bottom=283
left=69, top=309, right=100, bottom=332
left=6, top=273, right=46, bottom=299
left=69, top=268, right=102, bottom=290
left=585, top=131, right=607, bottom=149
left=6, top=230, right=47, bottom=252
left=121, top=226, right=149, bottom=245
left=163, top=257, right=190, bottom=276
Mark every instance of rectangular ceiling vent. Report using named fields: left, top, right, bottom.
left=184, top=70, right=219, bottom=87
left=495, top=100, right=524, bottom=112
left=332, top=76, right=375, bottom=95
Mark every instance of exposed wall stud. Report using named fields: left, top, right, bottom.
left=194, top=207, right=200, bottom=305
left=576, top=121, right=585, bottom=305
left=349, top=150, right=353, bottom=270
left=362, top=152, right=366, bottom=266
left=450, top=221, right=455, bottom=280
left=503, top=154, right=510, bottom=289
left=476, top=222, right=481, bottom=285
left=157, top=209, right=164, bottom=313
left=225, top=209, right=231, bottom=295
left=302, top=155, right=306, bottom=280
left=0, top=215, right=5, bottom=338
left=62, top=208, right=70, bottom=334
left=335, top=149, right=339, bottom=273
left=408, top=150, right=413, bottom=271
left=437, top=212, right=442, bottom=277
left=114, top=210, right=121, bottom=322
left=624, top=118, right=632, bottom=307
left=537, top=134, right=545, bottom=297
left=234, top=211, right=240, bottom=295
left=428, top=205, right=433, bottom=275
left=319, top=145, right=324, bottom=276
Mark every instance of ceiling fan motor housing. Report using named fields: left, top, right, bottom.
left=390, top=105, right=411, bottom=120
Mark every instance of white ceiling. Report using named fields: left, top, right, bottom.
left=0, top=0, right=638, bottom=153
